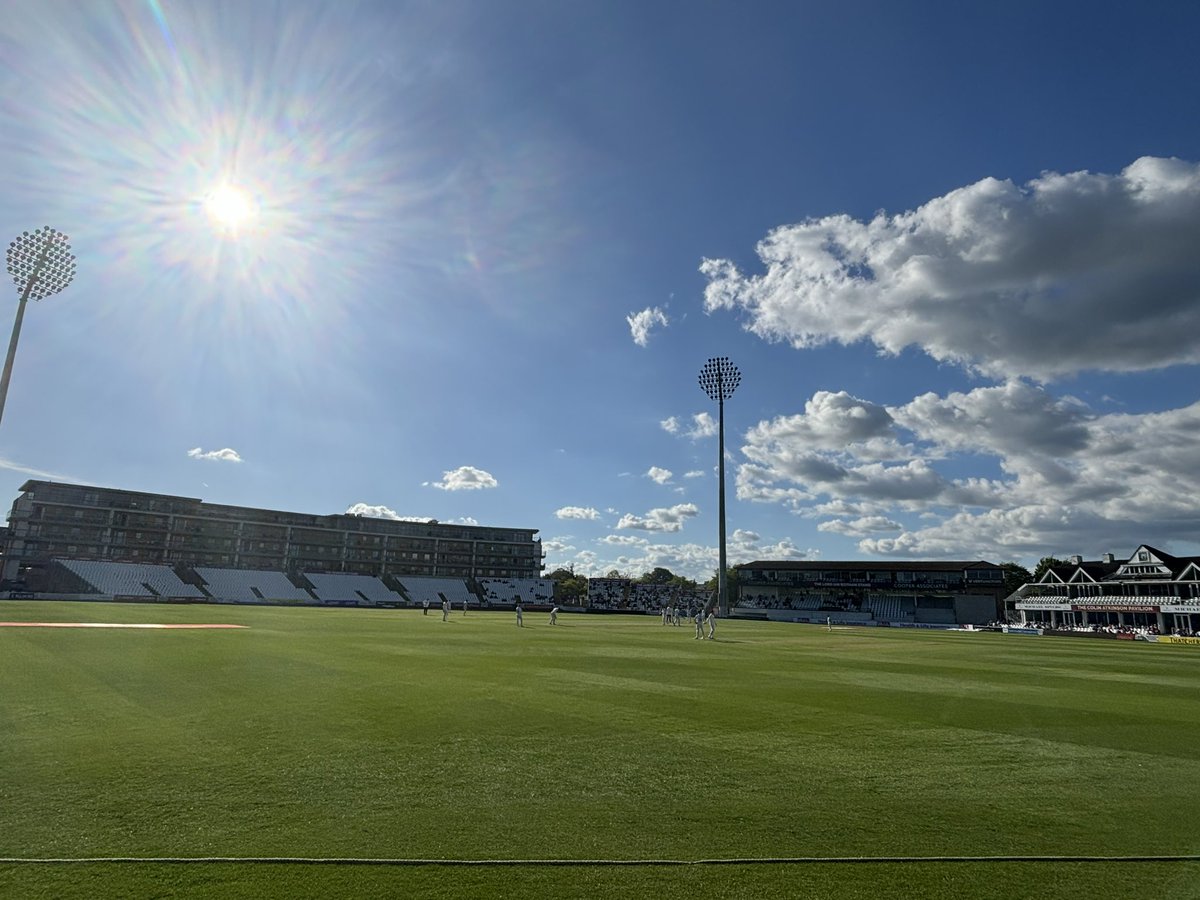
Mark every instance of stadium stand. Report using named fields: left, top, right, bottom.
left=587, top=578, right=630, bottom=609
left=55, top=559, right=206, bottom=600
left=737, top=593, right=821, bottom=610
left=862, top=596, right=916, bottom=622
left=738, top=591, right=923, bottom=623
left=479, top=577, right=554, bottom=605
left=195, top=567, right=313, bottom=603
left=305, top=572, right=402, bottom=606
left=396, top=576, right=474, bottom=607
left=586, top=579, right=713, bottom=612
left=629, top=584, right=673, bottom=610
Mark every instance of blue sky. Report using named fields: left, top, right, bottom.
left=2, top=0, right=1199, bottom=580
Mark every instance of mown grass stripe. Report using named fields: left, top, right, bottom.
left=4, top=855, right=1200, bottom=866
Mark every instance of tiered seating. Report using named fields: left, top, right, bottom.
left=864, top=596, right=915, bottom=621
left=305, top=573, right=401, bottom=606
left=587, top=578, right=630, bottom=609
left=396, top=576, right=474, bottom=607
left=629, top=584, right=674, bottom=610
left=479, top=577, right=554, bottom=605
left=55, top=559, right=206, bottom=599
left=195, top=567, right=312, bottom=603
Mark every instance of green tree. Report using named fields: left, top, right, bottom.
left=1000, top=562, right=1032, bottom=596
left=702, top=567, right=739, bottom=601
left=640, top=567, right=676, bottom=585
left=545, top=567, right=588, bottom=604
left=1032, top=556, right=1067, bottom=581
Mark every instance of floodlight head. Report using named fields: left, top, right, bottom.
left=6, top=227, right=76, bottom=301
left=698, top=356, right=741, bottom=402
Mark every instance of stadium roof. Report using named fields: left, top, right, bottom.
left=736, top=560, right=999, bottom=572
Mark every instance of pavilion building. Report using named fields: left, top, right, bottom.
left=1011, top=545, right=1200, bottom=634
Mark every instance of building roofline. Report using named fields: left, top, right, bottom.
left=14, top=479, right=539, bottom=537
left=736, top=559, right=999, bottom=571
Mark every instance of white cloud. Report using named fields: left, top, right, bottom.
left=450, top=516, right=479, bottom=526
left=745, top=392, right=899, bottom=457
left=684, top=470, right=705, bottom=479
left=703, top=157, right=1200, bottom=381
left=187, top=447, right=242, bottom=463
left=735, top=381, right=1200, bottom=561
left=646, top=466, right=673, bottom=485
left=571, top=528, right=814, bottom=581
left=817, top=516, right=904, bottom=537
left=662, top=412, right=717, bottom=440
left=429, top=465, right=498, bottom=491
left=555, top=506, right=600, bottom=520
left=627, top=306, right=669, bottom=347
left=730, top=528, right=813, bottom=562
left=602, top=534, right=649, bottom=546
left=542, top=537, right=576, bottom=557
left=345, top=503, right=433, bottom=523
left=616, top=503, right=700, bottom=533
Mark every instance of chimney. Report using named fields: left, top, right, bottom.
left=1101, top=552, right=1114, bottom=564
left=1068, top=555, right=1083, bottom=566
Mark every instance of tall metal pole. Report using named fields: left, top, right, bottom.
left=0, top=246, right=49, bottom=429
left=699, top=357, right=740, bottom=616
left=1, top=228, right=77, bottom=430
left=716, top=384, right=728, bottom=616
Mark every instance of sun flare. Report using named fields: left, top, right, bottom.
left=204, top=184, right=258, bottom=233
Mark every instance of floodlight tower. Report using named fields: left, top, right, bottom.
left=1, top=228, right=76, bottom=429
left=698, top=356, right=741, bottom=616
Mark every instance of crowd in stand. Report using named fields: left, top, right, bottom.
left=736, top=592, right=862, bottom=612
left=1021, top=620, right=1163, bottom=635
left=585, top=578, right=712, bottom=612
left=479, top=577, right=554, bottom=605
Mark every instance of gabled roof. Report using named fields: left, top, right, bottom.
left=1109, top=544, right=1200, bottom=580
left=1038, top=546, right=1200, bottom=583
left=1038, top=560, right=1121, bottom=584
left=1122, top=545, right=1180, bottom=567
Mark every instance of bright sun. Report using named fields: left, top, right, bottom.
left=204, top=184, right=258, bottom=233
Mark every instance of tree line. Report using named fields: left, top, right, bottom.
left=548, top=558, right=1064, bottom=605
left=543, top=565, right=736, bottom=605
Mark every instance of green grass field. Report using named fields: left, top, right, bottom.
left=2, top=601, right=1198, bottom=899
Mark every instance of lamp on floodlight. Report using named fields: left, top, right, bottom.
left=1, top=228, right=77, bottom=429
left=698, top=356, right=741, bottom=616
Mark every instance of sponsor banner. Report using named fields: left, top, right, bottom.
left=1071, top=605, right=1160, bottom=613
left=890, top=622, right=959, bottom=631
left=1158, top=635, right=1200, bottom=645
left=1001, top=626, right=1042, bottom=636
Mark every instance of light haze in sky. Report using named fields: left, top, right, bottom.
left=2, top=0, right=1199, bottom=579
